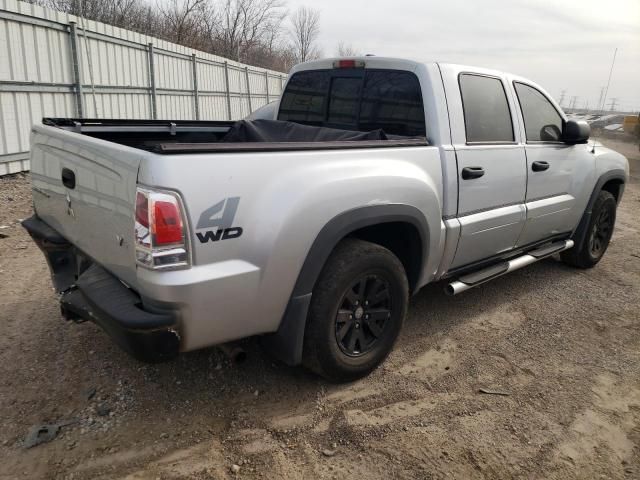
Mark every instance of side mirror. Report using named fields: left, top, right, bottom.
left=562, top=119, right=590, bottom=144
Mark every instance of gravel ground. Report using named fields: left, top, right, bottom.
left=0, top=139, right=638, bottom=480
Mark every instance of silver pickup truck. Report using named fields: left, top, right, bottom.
left=23, top=57, right=629, bottom=382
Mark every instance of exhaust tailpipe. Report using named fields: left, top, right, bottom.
left=218, top=343, right=247, bottom=363
left=445, top=282, right=467, bottom=296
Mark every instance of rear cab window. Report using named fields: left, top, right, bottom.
left=458, top=73, right=514, bottom=143
left=327, top=77, right=362, bottom=125
left=278, top=69, right=426, bottom=137
left=277, top=71, right=329, bottom=125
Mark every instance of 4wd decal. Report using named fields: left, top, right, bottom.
left=196, top=197, right=243, bottom=243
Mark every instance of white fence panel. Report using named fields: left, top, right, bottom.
left=82, top=92, right=151, bottom=119
left=200, top=95, right=229, bottom=121
left=0, top=0, right=287, bottom=176
left=155, top=53, right=192, bottom=91
left=197, top=62, right=226, bottom=93
left=157, top=94, right=193, bottom=120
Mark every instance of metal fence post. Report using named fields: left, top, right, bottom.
left=264, top=71, right=270, bottom=103
left=147, top=43, right=157, bottom=119
left=245, top=66, right=252, bottom=113
left=69, top=22, right=84, bottom=118
left=191, top=53, right=199, bottom=120
left=223, top=61, right=232, bottom=120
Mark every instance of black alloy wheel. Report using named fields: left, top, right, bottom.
left=303, top=238, right=409, bottom=382
left=335, top=275, right=392, bottom=357
left=588, top=206, right=613, bottom=258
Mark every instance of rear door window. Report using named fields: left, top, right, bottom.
left=278, top=69, right=426, bottom=136
left=459, top=74, right=514, bottom=143
left=514, top=82, right=563, bottom=142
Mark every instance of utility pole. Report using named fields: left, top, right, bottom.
left=569, top=96, right=578, bottom=111
left=608, top=98, right=618, bottom=112
left=558, top=90, right=567, bottom=108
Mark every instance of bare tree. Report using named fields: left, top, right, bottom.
left=199, top=2, right=222, bottom=51
left=289, top=6, right=320, bottom=63
left=216, top=0, right=286, bottom=62
left=129, top=3, right=165, bottom=38
left=158, top=0, right=207, bottom=46
left=23, top=0, right=302, bottom=72
left=103, top=0, right=138, bottom=30
left=336, top=42, right=360, bottom=57
left=27, top=0, right=139, bottom=27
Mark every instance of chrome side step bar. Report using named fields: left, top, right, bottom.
left=445, top=240, right=574, bottom=295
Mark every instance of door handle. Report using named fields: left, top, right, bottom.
left=461, top=166, right=485, bottom=180
left=531, top=161, right=550, bottom=172
left=61, top=168, right=76, bottom=189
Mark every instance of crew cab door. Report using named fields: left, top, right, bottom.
left=441, top=66, right=528, bottom=269
left=510, top=81, right=589, bottom=246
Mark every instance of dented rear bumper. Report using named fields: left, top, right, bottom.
left=22, top=214, right=180, bottom=363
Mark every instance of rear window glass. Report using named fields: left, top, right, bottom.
left=277, top=71, right=329, bottom=125
left=359, top=71, right=425, bottom=136
left=327, top=77, right=361, bottom=125
left=278, top=69, right=426, bottom=137
left=459, top=74, right=514, bottom=143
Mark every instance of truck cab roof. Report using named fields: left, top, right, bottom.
left=290, top=56, right=427, bottom=74
left=291, top=56, right=510, bottom=80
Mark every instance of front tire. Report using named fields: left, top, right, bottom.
left=561, top=190, right=617, bottom=268
left=303, top=239, right=409, bottom=382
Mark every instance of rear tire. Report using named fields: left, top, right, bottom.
left=561, top=190, right=617, bottom=268
left=303, top=238, right=409, bottom=382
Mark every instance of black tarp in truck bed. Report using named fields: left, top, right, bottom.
left=43, top=118, right=428, bottom=154
left=220, top=119, right=391, bottom=142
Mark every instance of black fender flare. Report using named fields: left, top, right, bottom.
left=261, top=204, right=429, bottom=366
left=573, top=169, right=626, bottom=251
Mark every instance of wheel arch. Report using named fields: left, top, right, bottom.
left=573, top=169, right=626, bottom=251
left=601, top=178, right=625, bottom=203
left=261, top=204, right=430, bottom=366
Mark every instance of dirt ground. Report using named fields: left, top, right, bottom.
left=1, top=139, right=639, bottom=480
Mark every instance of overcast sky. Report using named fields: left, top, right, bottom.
left=287, top=0, right=640, bottom=112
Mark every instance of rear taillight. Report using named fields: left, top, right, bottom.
left=135, top=192, right=149, bottom=228
left=135, top=187, right=190, bottom=269
left=153, top=200, right=183, bottom=245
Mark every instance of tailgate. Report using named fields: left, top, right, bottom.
left=30, top=124, right=142, bottom=288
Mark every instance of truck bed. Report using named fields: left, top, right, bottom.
left=43, top=118, right=428, bottom=154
